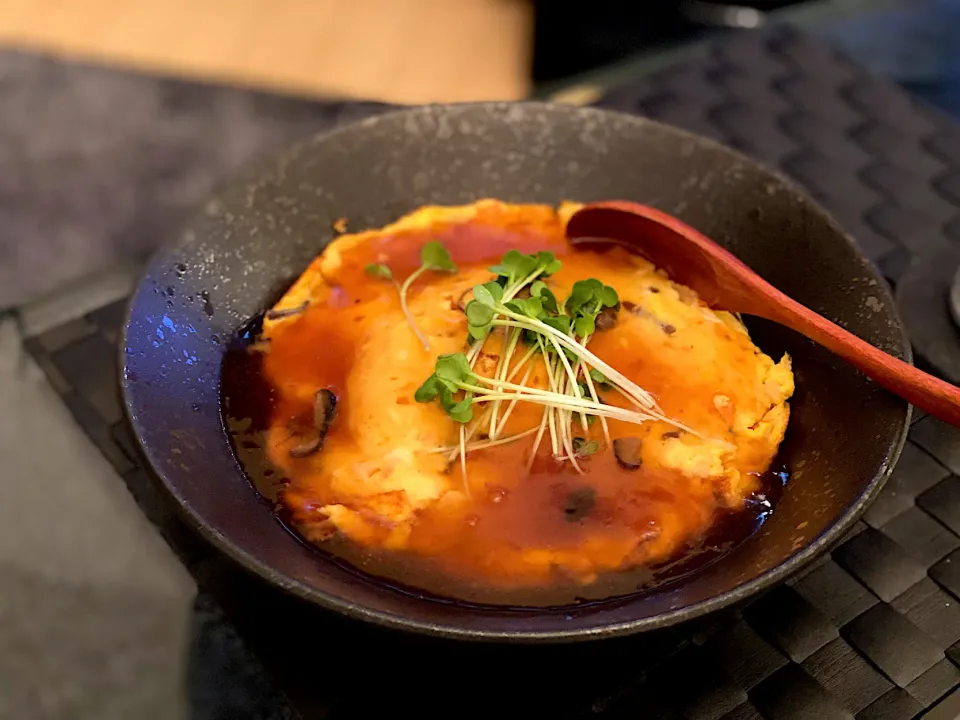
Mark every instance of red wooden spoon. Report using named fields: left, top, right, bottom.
left=566, top=200, right=960, bottom=426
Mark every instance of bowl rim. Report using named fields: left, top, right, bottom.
left=121, top=100, right=913, bottom=642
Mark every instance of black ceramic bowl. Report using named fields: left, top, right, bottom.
left=122, top=102, right=910, bottom=641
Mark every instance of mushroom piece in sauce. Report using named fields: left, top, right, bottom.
left=314, top=388, right=338, bottom=439
left=265, top=301, right=309, bottom=321
left=563, top=487, right=596, bottom=522
left=288, top=388, right=338, bottom=459
left=594, top=306, right=619, bottom=331
left=613, top=436, right=643, bottom=470
left=289, top=436, right=322, bottom=459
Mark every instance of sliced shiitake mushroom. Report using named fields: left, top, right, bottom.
left=265, top=301, right=309, bottom=321
left=288, top=388, right=338, bottom=459
left=613, top=436, right=642, bottom=470
left=314, top=388, right=338, bottom=439
left=594, top=306, right=619, bottom=331
left=289, top=436, right=322, bottom=459
left=563, top=487, right=596, bottom=522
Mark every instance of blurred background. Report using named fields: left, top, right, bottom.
left=0, top=0, right=916, bottom=104
left=4, top=0, right=960, bottom=719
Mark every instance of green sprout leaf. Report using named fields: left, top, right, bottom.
left=466, top=300, right=494, bottom=327
left=565, top=279, right=602, bottom=314
left=432, top=384, right=473, bottom=423
left=589, top=369, right=612, bottom=390
left=530, top=281, right=559, bottom=314
left=488, top=250, right=561, bottom=293
left=472, top=281, right=504, bottom=308
left=421, top=240, right=457, bottom=273
left=599, top=285, right=619, bottom=308
left=365, top=263, right=393, bottom=280
left=542, top=315, right=571, bottom=336
left=468, top=323, right=492, bottom=341
left=435, top=353, right=475, bottom=386
left=445, top=394, right=474, bottom=423
left=572, top=437, right=600, bottom=456
left=534, top=251, right=562, bottom=276
left=574, top=316, right=595, bottom=339
left=414, top=375, right=442, bottom=403
left=466, top=299, right=495, bottom=340
left=504, top=296, right=544, bottom=320
left=489, top=250, right=536, bottom=287
left=394, top=241, right=457, bottom=352
left=416, top=355, right=476, bottom=422
left=565, top=279, right=621, bottom=338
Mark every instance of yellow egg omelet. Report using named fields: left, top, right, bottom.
left=253, top=200, right=794, bottom=591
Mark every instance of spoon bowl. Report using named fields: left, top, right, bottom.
left=568, top=200, right=960, bottom=426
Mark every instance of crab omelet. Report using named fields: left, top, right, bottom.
left=251, top=200, right=794, bottom=598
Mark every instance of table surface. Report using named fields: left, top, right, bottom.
left=0, top=0, right=532, bottom=104
left=9, top=1, right=960, bottom=719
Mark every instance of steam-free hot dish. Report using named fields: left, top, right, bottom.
left=223, top=200, right=794, bottom=605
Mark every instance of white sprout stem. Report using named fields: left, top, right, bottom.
left=548, top=353, right=569, bottom=463
left=491, top=311, right=660, bottom=411
left=546, top=333, right=589, bottom=432
left=551, top=361, right=584, bottom=473
left=465, top=375, right=609, bottom=410
left=430, top=426, right=539, bottom=455
left=537, top=336, right=561, bottom=455
left=469, top=384, right=696, bottom=437
left=466, top=337, right=485, bottom=365
left=469, top=393, right=659, bottom=424
left=559, top=419, right=584, bottom=474
left=577, top=355, right=611, bottom=446
left=443, top=362, right=547, bottom=464
left=502, top=268, right=547, bottom=303
left=398, top=268, right=431, bottom=352
left=607, top=384, right=705, bottom=439
left=506, top=344, right=539, bottom=382
left=464, top=266, right=545, bottom=369
left=488, top=328, right=521, bottom=440
left=547, top=403, right=560, bottom=456
left=448, top=404, right=494, bottom=463
left=558, top=371, right=579, bottom=468
left=488, top=266, right=553, bottom=469
left=495, top=362, right=536, bottom=437
left=527, top=406, right=551, bottom=471
left=459, top=424, right=470, bottom=497
left=491, top=316, right=696, bottom=434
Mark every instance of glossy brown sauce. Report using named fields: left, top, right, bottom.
left=223, top=340, right=786, bottom=606
left=221, top=207, right=790, bottom=607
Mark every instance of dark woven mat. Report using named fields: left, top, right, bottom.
left=22, top=24, right=960, bottom=720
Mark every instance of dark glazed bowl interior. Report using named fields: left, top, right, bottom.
left=122, top=102, right=910, bottom=641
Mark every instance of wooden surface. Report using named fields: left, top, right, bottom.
left=0, top=0, right=533, bottom=103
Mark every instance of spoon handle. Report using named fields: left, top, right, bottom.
left=771, top=299, right=960, bottom=426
